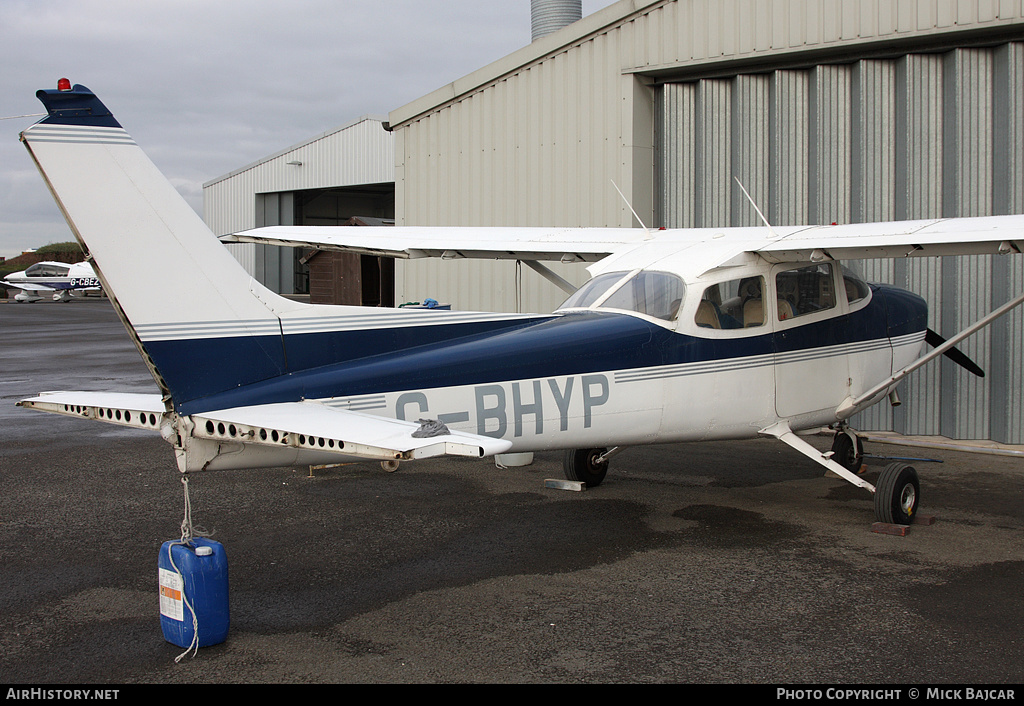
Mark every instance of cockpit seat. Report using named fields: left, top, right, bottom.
left=777, top=298, right=795, bottom=320
left=742, top=298, right=764, bottom=327
left=695, top=300, right=721, bottom=329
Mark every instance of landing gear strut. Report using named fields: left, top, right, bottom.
left=761, top=420, right=924, bottom=526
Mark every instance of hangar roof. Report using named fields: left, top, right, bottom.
left=204, top=113, right=390, bottom=189
left=389, top=0, right=655, bottom=127
left=389, top=0, right=1024, bottom=129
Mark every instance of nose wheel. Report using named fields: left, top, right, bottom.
left=830, top=431, right=864, bottom=474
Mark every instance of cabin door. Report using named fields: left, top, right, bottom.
left=771, top=262, right=852, bottom=418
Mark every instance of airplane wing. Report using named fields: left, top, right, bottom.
left=223, top=225, right=648, bottom=263
left=224, top=214, right=1024, bottom=269
left=2, top=282, right=55, bottom=292
left=752, top=215, right=1024, bottom=262
left=18, top=391, right=512, bottom=461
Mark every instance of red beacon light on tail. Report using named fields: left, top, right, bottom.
left=57, top=78, right=72, bottom=91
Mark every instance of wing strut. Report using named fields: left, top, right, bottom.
left=520, top=260, right=576, bottom=295
left=835, top=288, right=1024, bottom=420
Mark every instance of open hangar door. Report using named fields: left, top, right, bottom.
left=257, top=183, right=395, bottom=305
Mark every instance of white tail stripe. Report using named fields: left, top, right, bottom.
left=23, top=124, right=136, bottom=145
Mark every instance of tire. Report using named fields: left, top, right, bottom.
left=563, top=448, right=609, bottom=487
left=831, top=432, right=863, bottom=474
left=874, top=462, right=920, bottom=525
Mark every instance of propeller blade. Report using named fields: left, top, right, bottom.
left=925, top=328, right=986, bottom=378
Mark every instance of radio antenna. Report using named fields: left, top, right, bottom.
left=734, top=177, right=780, bottom=238
left=612, top=180, right=652, bottom=239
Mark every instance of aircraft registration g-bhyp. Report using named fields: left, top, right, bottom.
left=17, top=80, right=1024, bottom=526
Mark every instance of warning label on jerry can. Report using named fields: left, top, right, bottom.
left=159, top=568, right=184, bottom=622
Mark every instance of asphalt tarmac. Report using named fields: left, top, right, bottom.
left=2, top=298, right=1022, bottom=685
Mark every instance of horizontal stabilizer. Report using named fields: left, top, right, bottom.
left=190, top=401, right=513, bottom=461
left=19, top=392, right=513, bottom=464
left=18, top=391, right=166, bottom=431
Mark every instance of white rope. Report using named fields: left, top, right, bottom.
left=169, top=474, right=200, bottom=662
left=179, top=473, right=195, bottom=542
left=0, top=113, right=45, bottom=121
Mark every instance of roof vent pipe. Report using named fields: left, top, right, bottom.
left=531, top=0, right=582, bottom=41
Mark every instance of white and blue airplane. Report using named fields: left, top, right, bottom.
left=16, top=80, right=1024, bottom=526
left=2, top=259, right=100, bottom=302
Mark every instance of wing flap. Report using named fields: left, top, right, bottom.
left=191, top=401, right=513, bottom=461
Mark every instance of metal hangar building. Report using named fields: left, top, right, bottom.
left=205, top=0, right=1024, bottom=445
left=203, top=115, right=395, bottom=301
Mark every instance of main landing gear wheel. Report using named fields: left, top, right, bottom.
left=831, top=432, right=864, bottom=474
left=874, top=462, right=920, bottom=525
left=563, top=448, right=609, bottom=487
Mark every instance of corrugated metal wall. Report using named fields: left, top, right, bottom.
left=394, top=24, right=637, bottom=314
left=656, top=43, right=1024, bottom=443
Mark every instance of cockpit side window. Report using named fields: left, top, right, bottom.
left=776, top=263, right=836, bottom=320
left=696, top=276, right=766, bottom=329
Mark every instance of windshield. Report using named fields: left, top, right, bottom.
left=558, top=272, right=631, bottom=310
left=558, top=270, right=685, bottom=322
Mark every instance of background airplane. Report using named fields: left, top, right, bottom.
left=2, top=259, right=101, bottom=302
left=14, top=80, right=1024, bottom=529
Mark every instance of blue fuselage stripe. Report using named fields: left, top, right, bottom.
left=145, top=284, right=927, bottom=416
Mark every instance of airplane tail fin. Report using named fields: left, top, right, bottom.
left=21, top=81, right=290, bottom=407
left=21, top=81, right=544, bottom=417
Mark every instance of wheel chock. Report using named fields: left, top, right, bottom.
left=545, top=479, right=586, bottom=492
left=872, top=522, right=910, bottom=536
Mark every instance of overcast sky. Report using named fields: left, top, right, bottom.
left=0, top=0, right=618, bottom=259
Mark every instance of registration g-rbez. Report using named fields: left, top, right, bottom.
left=777, top=689, right=1015, bottom=701
left=6, top=690, right=119, bottom=701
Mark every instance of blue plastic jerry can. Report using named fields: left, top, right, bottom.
left=158, top=537, right=229, bottom=649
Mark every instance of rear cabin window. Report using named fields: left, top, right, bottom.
left=696, top=276, right=766, bottom=329
left=776, top=263, right=836, bottom=320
